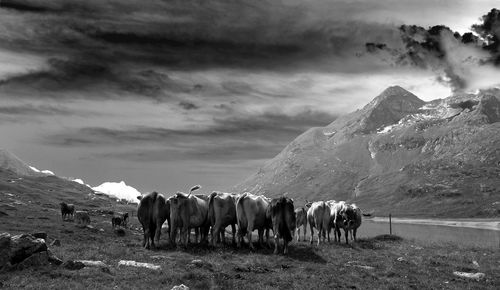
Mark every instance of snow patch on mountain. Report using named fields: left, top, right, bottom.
left=92, top=181, right=141, bottom=204
left=29, top=166, right=54, bottom=175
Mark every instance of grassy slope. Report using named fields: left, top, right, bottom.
left=1, top=169, right=499, bottom=289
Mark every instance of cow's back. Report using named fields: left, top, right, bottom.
left=186, top=195, right=209, bottom=227
left=137, top=192, right=158, bottom=227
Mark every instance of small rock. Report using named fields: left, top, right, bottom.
left=50, top=239, right=61, bottom=247
left=472, top=260, right=480, bottom=269
left=171, top=284, right=189, bottom=290
left=453, top=271, right=485, bottom=280
left=118, top=260, right=161, bottom=270
left=190, top=259, right=203, bottom=267
left=99, top=229, right=104, bottom=232
left=397, top=257, right=405, bottom=262
left=63, top=260, right=85, bottom=270
left=32, top=232, right=47, bottom=240
left=76, top=260, right=108, bottom=268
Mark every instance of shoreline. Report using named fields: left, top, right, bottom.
left=367, top=217, right=500, bottom=231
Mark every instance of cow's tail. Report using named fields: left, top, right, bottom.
left=236, top=192, right=248, bottom=234
left=188, top=185, right=201, bottom=197
left=208, top=191, right=217, bottom=226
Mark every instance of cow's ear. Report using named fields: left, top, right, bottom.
left=137, top=196, right=143, bottom=201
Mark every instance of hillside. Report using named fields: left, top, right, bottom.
left=0, top=149, right=46, bottom=177
left=234, top=86, right=500, bottom=218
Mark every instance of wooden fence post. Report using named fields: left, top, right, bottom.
left=389, top=213, right=392, bottom=235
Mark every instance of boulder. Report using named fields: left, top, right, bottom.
left=47, top=249, right=63, bottom=265
left=0, top=233, right=12, bottom=269
left=15, top=251, right=49, bottom=270
left=9, top=234, right=47, bottom=264
left=171, top=284, right=190, bottom=290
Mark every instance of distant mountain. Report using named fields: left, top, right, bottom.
left=0, top=149, right=46, bottom=177
left=234, top=86, right=500, bottom=218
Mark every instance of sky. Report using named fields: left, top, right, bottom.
left=1, top=0, right=499, bottom=195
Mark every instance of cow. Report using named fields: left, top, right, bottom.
left=74, top=211, right=90, bottom=225
left=169, top=185, right=210, bottom=247
left=306, top=201, right=330, bottom=245
left=112, top=212, right=129, bottom=228
left=294, top=207, right=308, bottom=242
left=136, top=192, right=171, bottom=249
left=346, top=204, right=362, bottom=241
left=267, top=196, right=295, bottom=254
left=208, top=191, right=237, bottom=246
left=331, top=201, right=357, bottom=244
left=236, top=192, right=272, bottom=250
left=59, top=202, right=75, bottom=220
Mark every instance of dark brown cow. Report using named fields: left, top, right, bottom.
left=136, top=192, right=171, bottom=249
left=112, top=212, right=129, bottom=228
left=267, top=197, right=295, bottom=254
left=59, top=202, right=75, bottom=220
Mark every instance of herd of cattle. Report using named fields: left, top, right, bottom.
left=136, top=186, right=362, bottom=254
left=59, top=202, right=129, bottom=227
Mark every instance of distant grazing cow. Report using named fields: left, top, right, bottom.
left=236, top=192, right=272, bottom=250
left=112, top=212, right=129, bottom=228
left=136, top=192, right=171, bottom=249
left=59, top=202, right=75, bottom=220
left=346, top=204, right=362, bottom=241
left=267, top=196, right=295, bottom=254
left=294, top=207, right=307, bottom=242
left=74, top=211, right=90, bottom=225
left=307, top=201, right=330, bottom=245
left=208, top=191, right=237, bottom=246
left=170, top=185, right=210, bottom=247
left=331, top=201, right=357, bottom=244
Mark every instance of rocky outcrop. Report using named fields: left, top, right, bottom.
left=234, top=87, right=500, bottom=217
left=0, top=232, right=62, bottom=270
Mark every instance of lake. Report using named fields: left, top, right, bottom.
left=358, top=219, right=500, bottom=248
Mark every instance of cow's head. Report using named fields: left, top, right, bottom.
left=305, top=200, right=313, bottom=208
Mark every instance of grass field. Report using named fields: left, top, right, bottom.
left=1, top=170, right=499, bottom=289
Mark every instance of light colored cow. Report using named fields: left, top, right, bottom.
left=294, top=207, right=307, bottom=242
left=208, top=191, right=237, bottom=246
left=306, top=201, right=330, bottom=245
left=267, top=196, right=296, bottom=254
left=236, top=192, right=271, bottom=250
left=74, top=211, right=90, bottom=226
left=169, top=185, right=210, bottom=247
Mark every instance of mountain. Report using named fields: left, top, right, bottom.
left=0, top=149, right=46, bottom=177
left=234, top=86, right=500, bottom=218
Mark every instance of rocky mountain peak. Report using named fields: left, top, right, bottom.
left=357, top=86, right=425, bottom=133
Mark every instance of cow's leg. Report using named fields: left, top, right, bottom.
left=353, top=228, right=357, bottom=241
left=181, top=226, right=189, bottom=247
left=247, top=228, right=254, bottom=251
left=317, top=226, right=321, bottom=246
left=231, top=224, right=236, bottom=245
left=344, top=228, right=349, bottom=244
left=219, top=226, right=225, bottom=244
left=273, top=233, right=280, bottom=254
left=296, top=227, right=300, bottom=242
left=154, top=223, right=162, bottom=248
left=309, top=223, right=314, bottom=245
left=284, top=240, right=289, bottom=255
left=266, top=228, right=272, bottom=248
left=144, top=227, right=151, bottom=249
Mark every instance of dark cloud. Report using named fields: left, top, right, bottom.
left=0, top=103, right=75, bottom=115
left=178, top=101, right=198, bottom=110
left=42, top=108, right=336, bottom=161
left=365, top=9, right=500, bottom=92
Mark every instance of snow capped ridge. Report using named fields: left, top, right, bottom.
left=29, top=165, right=54, bottom=175
left=92, top=181, right=141, bottom=204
